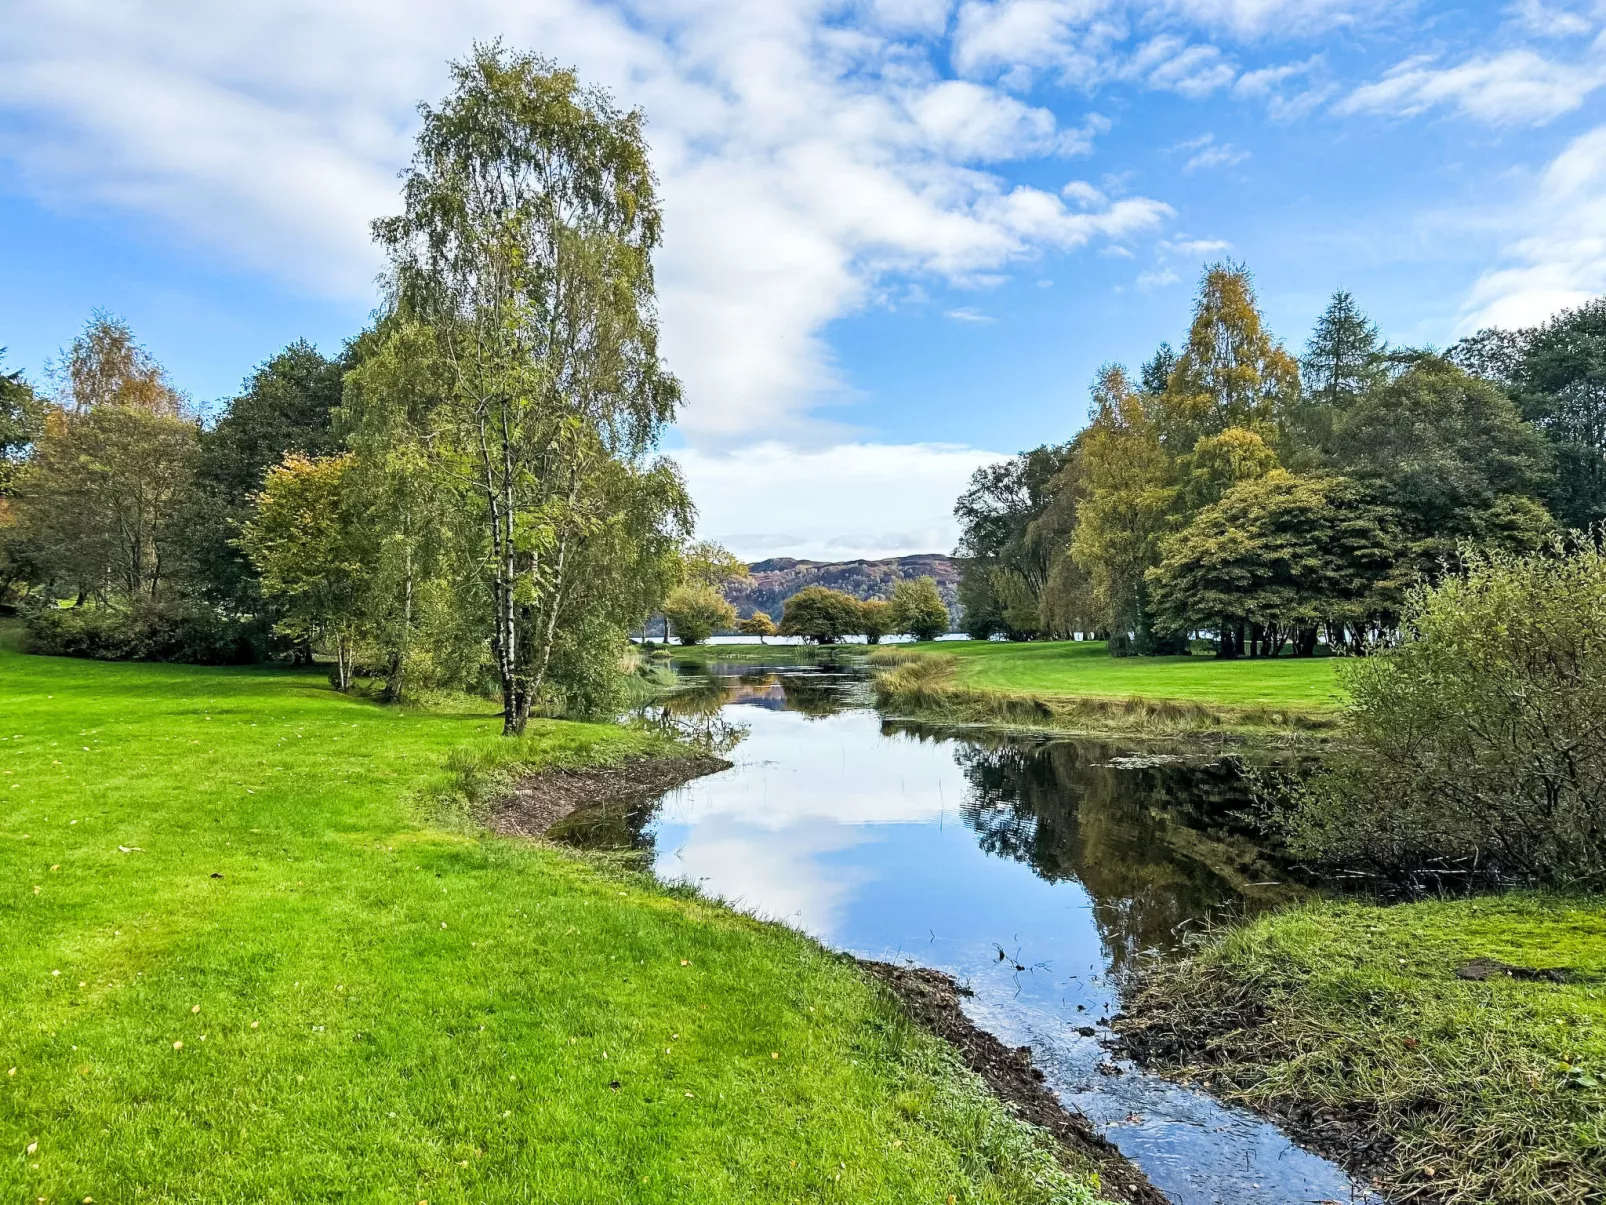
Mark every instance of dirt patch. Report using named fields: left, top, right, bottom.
left=1454, top=956, right=1570, bottom=984
left=859, top=960, right=1167, bottom=1205
left=491, top=754, right=731, bottom=838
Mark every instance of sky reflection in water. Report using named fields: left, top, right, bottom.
left=571, top=663, right=1376, bottom=1205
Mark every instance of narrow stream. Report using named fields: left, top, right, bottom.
left=558, top=658, right=1378, bottom=1205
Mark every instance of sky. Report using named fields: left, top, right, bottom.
left=2, top=0, right=1603, bottom=561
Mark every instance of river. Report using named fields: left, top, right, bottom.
left=557, top=656, right=1377, bottom=1205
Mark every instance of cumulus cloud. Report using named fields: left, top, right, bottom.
left=0, top=0, right=1178, bottom=445
left=1461, top=124, right=1606, bottom=330
left=672, top=441, right=1005, bottom=560
left=1339, top=48, right=1606, bottom=125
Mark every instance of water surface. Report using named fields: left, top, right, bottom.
left=559, top=659, right=1374, bottom=1205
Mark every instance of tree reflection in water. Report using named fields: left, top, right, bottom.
left=887, top=722, right=1308, bottom=971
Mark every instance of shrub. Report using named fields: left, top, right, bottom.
left=858, top=598, right=893, bottom=644
left=890, top=576, right=950, bottom=641
left=778, top=585, right=862, bottom=644
left=660, top=584, right=736, bottom=645
left=1277, top=539, right=1606, bottom=884
left=23, top=599, right=268, bottom=665
left=735, top=610, right=776, bottom=641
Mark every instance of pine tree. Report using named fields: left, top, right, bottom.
left=1303, top=290, right=1383, bottom=411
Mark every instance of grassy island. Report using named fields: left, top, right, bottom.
left=0, top=645, right=1110, bottom=1205
left=870, top=640, right=1344, bottom=735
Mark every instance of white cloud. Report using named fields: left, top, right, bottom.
left=945, top=305, right=996, bottom=321
left=0, top=0, right=1173, bottom=444
left=1126, top=35, right=1237, bottom=97
left=1137, top=267, right=1180, bottom=290
left=1232, top=55, right=1333, bottom=120
left=908, top=80, right=1108, bottom=160
left=1506, top=0, right=1594, bottom=39
left=1171, top=131, right=1249, bottom=170
left=672, top=441, right=1004, bottom=559
left=950, top=0, right=1385, bottom=84
left=1162, top=236, right=1231, bottom=255
left=1461, top=124, right=1606, bottom=330
left=1339, top=48, right=1606, bottom=125
left=1185, top=141, right=1249, bottom=170
left=1061, top=179, right=1107, bottom=208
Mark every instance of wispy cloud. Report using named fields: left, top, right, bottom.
left=1173, top=132, right=1250, bottom=171
left=1339, top=48, right=1606, bottom=126
left=1461, top=123, right=1606, bottom=330
left=945, top=306, right=997, bottom=323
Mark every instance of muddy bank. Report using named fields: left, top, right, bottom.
left=859, top=959, right=1168, bottom=1205
left=492, top=754, right=730, bottom=837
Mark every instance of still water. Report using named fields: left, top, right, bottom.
left=558, top=659, right=1375, bottom=1205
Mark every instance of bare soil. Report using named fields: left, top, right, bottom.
left=859, top=959, right=1167, bottom=1205
left=491, top=754, right=732, bottom=837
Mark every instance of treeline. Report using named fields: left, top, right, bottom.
left=955, top=263, right=1603, bottom=657
left=0, top=50, right=708, bottom=731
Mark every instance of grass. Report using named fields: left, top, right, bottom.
left=1119, top=894, right=1606, bottom=1204
left=0, top=641, right=1108, bottom=1205
left=870, top=642, right=1344, bottom=736
left=646, top=642, right=863, bottom=666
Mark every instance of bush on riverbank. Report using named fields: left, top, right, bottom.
left=1275, top=541, right=1606, bottom=884
left=1117, top=894, right=1606, bottom=1204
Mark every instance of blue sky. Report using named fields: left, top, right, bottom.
left=2, top=0, right=1603, bottom=558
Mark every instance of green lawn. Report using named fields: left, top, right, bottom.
left=1122, top=894, right=1606, bottom=1203
left=0, top=646, right=1103, bottom=1204
left=895, top=640, right=1345, bottom=711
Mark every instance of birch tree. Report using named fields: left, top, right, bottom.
left=373, top=46, right=684, bottom=732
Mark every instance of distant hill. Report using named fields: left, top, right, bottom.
left=723, top=554, right=960, bottom=626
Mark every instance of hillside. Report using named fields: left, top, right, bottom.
left=724, top=554, right=960, bottom=624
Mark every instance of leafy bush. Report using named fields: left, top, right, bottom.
left=779, top=585, right=863, bottom=644
left=1278, top=539, right=1606, bottom=884
left=660, top=583, right=736, bottom=645
left=22, top=600, right=267, bottom=665
left=891, top=576, right=951, bottom=641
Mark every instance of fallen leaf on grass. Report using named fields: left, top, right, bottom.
left=26, top=1142, right=37, bottom=1155
left=172, top=1041, right=183, bottom=1050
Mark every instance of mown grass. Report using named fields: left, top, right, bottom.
left=0, top=641, right=1109, bottom=1205
left=870, top=646, right=1342, bottom=737
left=647, top=642, right=863, bottom=666
left=1119, top=894, right=1606, bottom=1204
left=881, top=640, right=1342, bottom=708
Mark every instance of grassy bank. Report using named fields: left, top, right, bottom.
left=1118, top=894, right=1606, bottom=1204
left=647, top=641, right=864, bottom=666
left=871, top=641, right=1343, bottom=736
left=0, top=644, right=1111, bottom=1204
